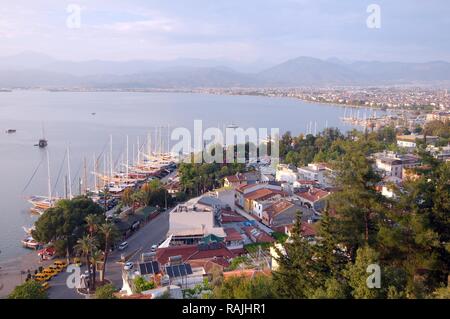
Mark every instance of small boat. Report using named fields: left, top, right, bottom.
left=6, top=129, right=16, bottom=134
left=91, top=112, right=96, bottom=116
left=37, top=123, right=48, bottom=148
left=21, top=236, right=41, bottom=250
left=38, top=139, right=48, bottom=148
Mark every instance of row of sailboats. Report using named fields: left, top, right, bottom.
left=26, top=127, right=178, bottom=214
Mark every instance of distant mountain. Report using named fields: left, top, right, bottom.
left=258, top=56, right=361, bottom=86
left=0, top=52, right=449, bottom=88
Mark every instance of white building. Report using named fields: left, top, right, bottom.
left=168, top=197, right=226, bottom=245
left=397, top=134, right=438, bottom=149
left=275, top=164, right=298, bottom=183
left=373, top=151, right=421, bottom=179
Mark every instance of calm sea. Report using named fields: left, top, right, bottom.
left=0, top=90, right=377, bottom=260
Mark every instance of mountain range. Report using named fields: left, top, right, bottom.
left=0, top=52, right=449, bottom=88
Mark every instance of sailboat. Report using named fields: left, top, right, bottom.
left=37, top=123, right=48, bottom=148
left=28, top=149, right=59, bottom=213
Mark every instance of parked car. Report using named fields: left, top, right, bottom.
left=123, top=262, right=134, bottom=271
left=118, top=241, right=128, bottom=251
left=151, top=244, right=158, bottom=252
left=41, top=282, right=50, bottom=291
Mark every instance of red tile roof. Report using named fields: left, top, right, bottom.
left=244, top=188, right=285, bottom=201
left=224, top=228, right=243, bottom=242
left=221, top=209, right=247, bottom=223
left=156, top=244, right=235, bottom=265
left=285, top=222, right=318, bottom=237
left=265, top=200, right=294, bottom=218
left=242, top=226, right=275, bottom=243
left=225, top=175, right=241, bottom=183
left=296, top=187, right=330, bottom=203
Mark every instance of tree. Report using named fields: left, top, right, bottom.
left=8, top=280, right=48, bottom=299
left=85, top=214, right=100, bottom=237
left=121, top=188, right=134, bottom=208
left=314, top=205, right=348, bottom=276
left=75, top=235, right=97, bottom=290
left=32, top=197, right=104, bottom=255
left=133, top=276, right=155, bottom=293
left=212, top=275, right=275, bottom=299
left=329, top=146, right=384, bottom=259
left=272, top=211, right=323, bottom=298
left=90, top=249, right=103, bottom=290
left=95, top=283, right=117, bottom=299
left=344, top=246, right=383, bottom=299
left=98, top=222, right=119, bottom=282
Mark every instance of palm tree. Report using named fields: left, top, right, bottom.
left=98, top=222, right=119, bottom=282
left=90, top=249, right=103, bottom=290
left=122, top=188, right=134, bottom=209
left=75, top=235, right=97, bottom=290
left=85, top=215, right=99, bottom=236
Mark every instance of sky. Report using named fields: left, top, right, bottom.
left=0, top=0, right=449, bottom=63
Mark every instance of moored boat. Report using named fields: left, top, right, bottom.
left=21, top=236, right=41, bottom=250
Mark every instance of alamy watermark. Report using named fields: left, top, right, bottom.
left=170, top=120, right=280, bottom=164
left=366, top=4, right=381, bottom=29
left=366, top=263, right=381, bottom=288
left=66, top=4, right=82, bottom=29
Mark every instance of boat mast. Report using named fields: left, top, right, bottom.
left=83, top=157, right=88, bottom=194
left=93, top=153, right=97, bottom=193
left=67, top=147, right=72, bottom=199
left=137, top=136, right=140, bottom=164
left=109, top=135, right=113, bottom=179
left=147, top=131, right=151, bottom=157
left=126, top=135, right=129, bottom=180
left=46, top=149, right=52, bottom=203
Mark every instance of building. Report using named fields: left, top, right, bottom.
left=242, top=226, right=275, bottom=243
left=295, top=187, right=331, bottom=212
left=168, top=199, right=226, bottom=245
left=275, top=164, right=298, bottom=183
left=245, top=188, right=287, bottom=216
left=297, top=163, right=334, bottom=186
left=396, top=134, right=438, bottom=148
left=261, top=199, right=302, bottom=230
left=426, top=111, right=450, bottom=123
left=156, top=243, right=235, bottom=266
left=373, top=151, right=421, bottom=179
left=426, top=145, right=450, bottom=161
left=224, top=174, right=246, bottom=188
left=223, top=227, right=244, bottom=250
left=234, top=182, right=282, bottom=209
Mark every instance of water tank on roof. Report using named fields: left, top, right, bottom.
left=169, top=255, right=182, bottom=265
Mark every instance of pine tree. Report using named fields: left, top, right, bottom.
left=272, top=211, right=322, bottom=298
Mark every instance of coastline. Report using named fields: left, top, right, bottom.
left=0, top=250, right=54, bottom=298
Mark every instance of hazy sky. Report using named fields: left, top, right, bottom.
left=0, top=0, right=449, bottom=63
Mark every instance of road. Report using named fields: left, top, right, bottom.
left=47, top=211, right=170, bottom=299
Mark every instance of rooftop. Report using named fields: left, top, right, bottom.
left=296, top=187, right=330, bottom=202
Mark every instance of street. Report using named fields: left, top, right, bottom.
left=47, top=210, right=169, bottom=299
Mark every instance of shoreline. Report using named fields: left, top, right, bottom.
left=0, top=249, right=54, bottom=298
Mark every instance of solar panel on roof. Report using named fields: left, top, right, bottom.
left=179, top=265, right=186, bottom=276
left=139, top=261, right=160, bottom=275
left=153, top=262, right=160, bottom=274
left=173, top=265, right=181, bottom=277
left=139, top=264, right=146, bottom=274
left=185, top=264, right=193, bottom=275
